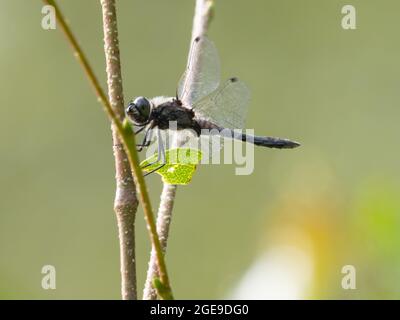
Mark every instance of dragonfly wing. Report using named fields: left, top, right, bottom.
left=177, top=36, right=221, bottom=105
left=193, top=77, right=250, bottom=130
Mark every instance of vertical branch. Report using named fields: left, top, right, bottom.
left=143, top=0, right=214, bottom=300
left=100, top=0, right=137, bottom=300
left=143, top=184, right=177, bottom=299
left=191, top=0, right=214, bottom=46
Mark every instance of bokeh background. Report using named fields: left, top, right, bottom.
left=1, top=0, right=399, bottom=299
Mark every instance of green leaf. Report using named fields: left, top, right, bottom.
left=140, top=148, right=202, bottom=185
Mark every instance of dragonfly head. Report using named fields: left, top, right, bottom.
left=126, top=96, right=151, bottom=125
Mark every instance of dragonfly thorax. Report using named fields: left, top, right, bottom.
left=150, top=98, right=200, bottom=134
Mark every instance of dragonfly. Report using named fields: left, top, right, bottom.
left=126, top=36, right=300, bottom=176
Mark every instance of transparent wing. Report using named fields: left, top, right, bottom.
left=177, top=36, right=221, bottom=105
left=193, top=77, right=250, bottom=129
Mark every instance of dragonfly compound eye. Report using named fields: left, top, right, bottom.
left=126, top=97, right=151, bottom=125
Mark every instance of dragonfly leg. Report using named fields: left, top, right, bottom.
left=141, top=129, right=167, bottom=176
left=113, top=125, right=147, bottom=148
left=137, top=128, right=153, bottom=151
left=134, top=126, right=146, bottom=135
left=143, top=163, right=166, bottom=177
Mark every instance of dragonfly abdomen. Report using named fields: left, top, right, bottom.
left=240, top=133, right=300, bottom=149
left=195, top=118, right=221, bottom=130
left=195, top=119, right=300, bottom=149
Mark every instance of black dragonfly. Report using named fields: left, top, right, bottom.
left=126, top=36, right=300, bottom=175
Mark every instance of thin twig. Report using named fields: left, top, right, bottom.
left=43, top=0, right=174, bottom=299
left=142, top=0, right=214, bottom=300
left=143, top=184, right=177, bottom=299
left=100, top=0, right=137, bottom=300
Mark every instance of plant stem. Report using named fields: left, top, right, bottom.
left=43, top=0, right=173, bottom=299
left=100, top=0, right=137, bottom=300
left=143, top=184, right=177, bottom=299
left=142, top=0, right=214, bottom=300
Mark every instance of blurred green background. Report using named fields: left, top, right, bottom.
left=1, top=0, right=399, bottom=299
